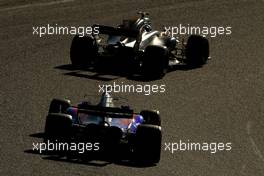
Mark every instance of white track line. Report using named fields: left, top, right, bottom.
left=0, top=0, right=74, bottom=12
left=246, top=121, right=264, bottom=163
left=240, top=164, right=247, bottom=176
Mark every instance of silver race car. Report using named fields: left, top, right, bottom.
left=70, top=12, right=209, bottom=78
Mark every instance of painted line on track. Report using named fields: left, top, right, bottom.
left=0, top=0, right=74, bottom=12
left=246, top=121, right=264, bottom=163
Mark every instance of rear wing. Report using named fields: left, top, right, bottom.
left=93, top=24, right=139, bottom=38
left=77, top=105, right=134, bottom=119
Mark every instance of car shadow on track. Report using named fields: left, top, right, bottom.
left=55, top=62, right=198, bottom=82
left=25, top=133, right=157, bottom=168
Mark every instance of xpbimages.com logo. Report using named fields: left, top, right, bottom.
left=162, top=24, right=232, bottom=38
left=164, top=140, right=232, bottom=154
left=98, top=82, right=166, bottom=95
left=32, top=140, right=100, bottom=153
left=32, top=24, right=99, bottom=37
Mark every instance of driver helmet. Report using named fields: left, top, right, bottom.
left=133, top=114, right=144, bottom=124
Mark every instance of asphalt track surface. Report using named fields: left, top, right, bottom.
left=0, top=0, right=264, bottom=175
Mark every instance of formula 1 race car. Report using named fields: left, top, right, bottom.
left=44, top=92, right=162, bottom=164
left=70, top=12, right=209, bottom=78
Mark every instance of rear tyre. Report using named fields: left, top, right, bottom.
left=185, top=35, right=209, bottom=67
left=133, top=124, right=162, bottom=164
left=44, top=113, right=73, bottom=142
left=140, top=110, right=161, bottom=126
left=70, top=35, right=98, bottom=67
left=48, top=99, right=71, bottom=114
left=142, top=45, right=169, bottom=79
left=104, top=126, right=122, bottom=158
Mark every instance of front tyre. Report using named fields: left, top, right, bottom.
left=140, top=110, right=161, bottom=126
left=48, top=98, right=71, bottom=114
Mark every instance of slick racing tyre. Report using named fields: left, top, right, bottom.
left=44, top=113, right=73, bottom=142
left=134, top=124, right=162, bottom=164
left=185, top=35, right=209, bottom=67
left=142, top=45, right=169, bottom=79
left=104, top=126, right=123, bottom=155
left=70, top=35, right=98, bottom=67
left=140, top=110, right=161, bottom=126
left=48, top=98, right=71, bottom=114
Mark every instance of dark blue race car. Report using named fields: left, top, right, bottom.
left=45, top=92, right=162, bottom=164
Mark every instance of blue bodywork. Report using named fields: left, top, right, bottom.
left=66, top=92, right=144, bottom=134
